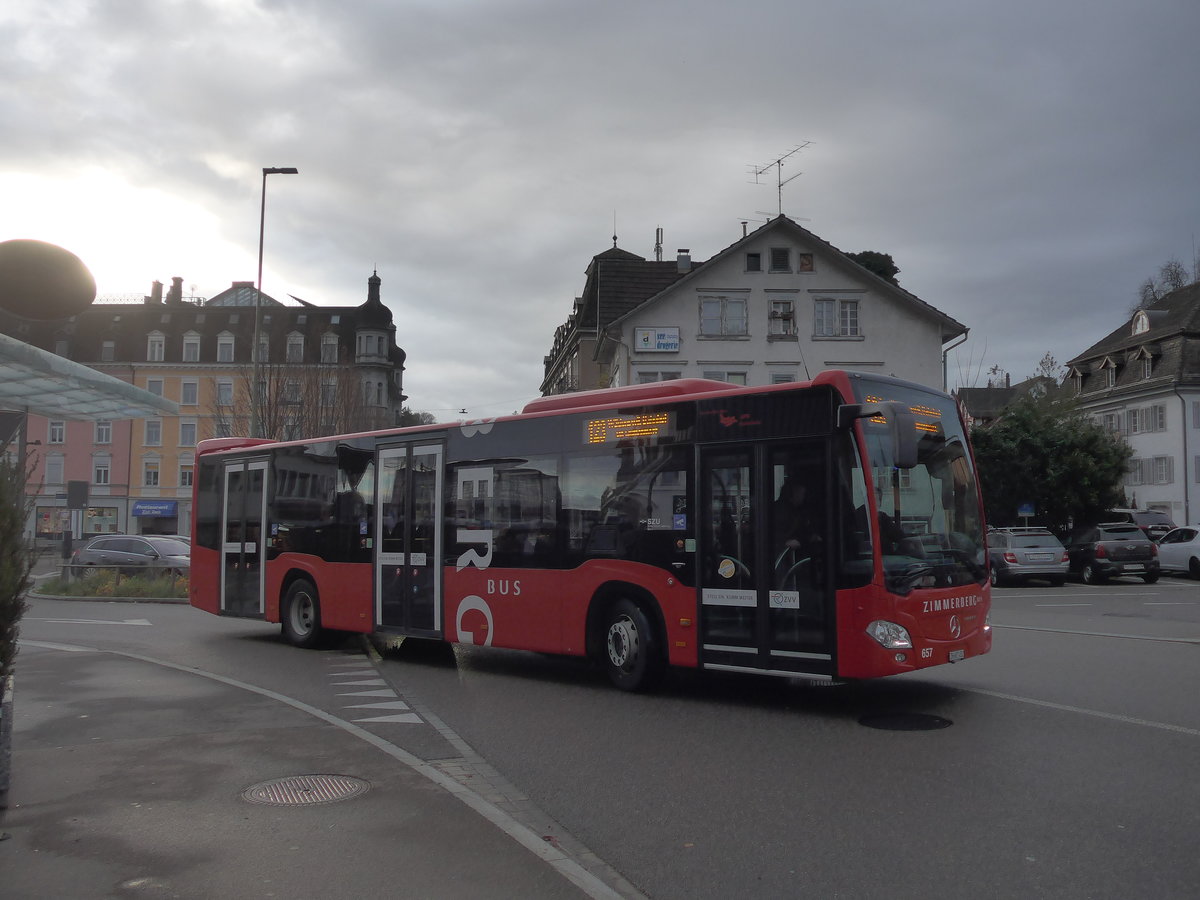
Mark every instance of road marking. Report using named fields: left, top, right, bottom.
left=27, top=617, right=154, bottom=626
left=1035, top=603, right=1092, bottom=607
left=1144, top=601, right=1195, bottom=606
left=964, top=686, right=1200, bottom=738
left=991, top=623, right=1200, bottom=644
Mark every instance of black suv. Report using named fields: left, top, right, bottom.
left=1065, top=524, right=1160, bottom=584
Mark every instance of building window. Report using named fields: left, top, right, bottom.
left=1142, top=357, right=1152, bottom=379
left=768, top=299, right=795, bottom=336
left=321, top=379, right=337, bottom=406
left=699, top=297, right=748, bottom=336
left=101, top=340, right=115, bottom=362
left=1153, top=456, right=1173, bottom=484
left=771, top=372, right=796, bottom=384
left=179, top=421, right=197, bottom=446
left=284, top=380, right=300, bottom=403
left=45, top=455, right=64, bottom=485
left=217, top=332, right=235, bottom=362
left=145, top=419, right=162, bottom=446
left=94, top=461, right=110, bottom=485
left=814, top=299, right=861, bottom=337
left=768, top=247, right=790, bottom=272
left=95, top=420, right=112, bottom=444
left=181, top=380, right=198, bottom=406
left=636, top=371, right=683, bottom=383
left=147, top=332, right=165, bottom=361
left=286, top=333, right=304, bottom=363
left=179, top=465, right=194, bottom=488
left=321, top=334, right=338, bottom=363
left=182, top=332, right=201, bottom=362
left=745, top=252, right=762, bottom=272
left=702, top=370, right=748, bottom=385
left=216, top=380, right=234, bottom=406
left=48, top=420, right=65, bottom=444
left=797, top=253, right=814, bottom=272
left=147, top=378, right=164, bottom=397
left=144, top=461, right=160, bottom=487
left=54, top=339, right=69, bottom=356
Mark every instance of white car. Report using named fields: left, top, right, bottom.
left=1155, top=527, right=1200, bottom=579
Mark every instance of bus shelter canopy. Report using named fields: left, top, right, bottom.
left=0, top=331, right=178, bottom=421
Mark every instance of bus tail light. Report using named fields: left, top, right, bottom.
left=866, top=620, right=912, bottom=650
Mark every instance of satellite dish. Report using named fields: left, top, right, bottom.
left=0, top=239, right=97, bottom=320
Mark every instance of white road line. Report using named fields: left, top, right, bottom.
left=352, top=713, right=423, bottom=724
left=1035, top=603, right=1092, bottom=607
left=336, top=688, right=398, bottom=697
left=27, top=617, right=154, bottom=626
left=331, top=678, right=388, bottom=686
left=991, top=623, right=1200, bottom=643
left=963, top=686, right=1200, bottom=738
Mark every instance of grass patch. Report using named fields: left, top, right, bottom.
left=40, top=568, right=189, bottom=599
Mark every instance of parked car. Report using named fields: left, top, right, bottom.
left=987, top=527, right=1069, bottom=586
left=1155, top=526, right=1200, bottom=579
left=1103, top=508, right=1176, bottom=540
left=1065, top=524, right=1159, bottom=584
left=71, top=534, right=190, bottom=575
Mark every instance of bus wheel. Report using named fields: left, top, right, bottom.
left=282, top=578, right=323, bottom=649
left=602, top=598, right=664, bottom=692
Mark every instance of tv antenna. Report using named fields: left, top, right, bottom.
left=748, top=142, right=812, bottom=216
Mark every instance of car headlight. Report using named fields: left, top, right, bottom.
left=866, top=620, right=913, bottom=649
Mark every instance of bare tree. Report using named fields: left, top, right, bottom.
left=1136, top=256, right=1191, bottom=308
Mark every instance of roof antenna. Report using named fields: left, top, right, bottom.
left=747, top=142, right=812, bottom=216
left=654, top=227, right=663, bottom=262
left=612, top=211, right=618, bottom=248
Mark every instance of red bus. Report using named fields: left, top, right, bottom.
left=190, top=371, right=990, bottom=690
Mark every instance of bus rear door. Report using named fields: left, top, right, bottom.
left=220, top=458, right=267, bottom=617
left=698, top=442, right=835, bottom=677
left=375, top=442, right=445, bottom=636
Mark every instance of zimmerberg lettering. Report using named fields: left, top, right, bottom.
left=922, top=595, right=981, bottom=613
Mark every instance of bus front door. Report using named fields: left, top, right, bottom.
left=220, top=459, right=267, bottom=618
left=698, top=443, right=834, bottom=677
left=376, top=443, right=444, bottom=636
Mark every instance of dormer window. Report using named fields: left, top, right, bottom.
left=1132, top=310, right=1150, bottom=335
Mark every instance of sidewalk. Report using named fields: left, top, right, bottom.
left=0, top=584, right=611, bottom=898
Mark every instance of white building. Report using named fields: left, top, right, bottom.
left=542, top=216, right=967, bottom=395
left=1066, top=282, right=1200, bottom=525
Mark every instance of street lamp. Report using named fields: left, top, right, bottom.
left=251, top=166, right=299, bottom=438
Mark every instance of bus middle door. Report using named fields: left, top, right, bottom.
left=220, top=458, right=267, bottom=618
left=698, top=442, right=834, bottom=677
left=376, top=442, right=444, bottom=636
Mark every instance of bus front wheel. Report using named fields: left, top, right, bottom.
left=601, top=597, right=664, bottom=692
left=282, top=578, right=323, bottom=649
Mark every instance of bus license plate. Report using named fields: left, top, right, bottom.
left=949, top=649, right=965, bottom=662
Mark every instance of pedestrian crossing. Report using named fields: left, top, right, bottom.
left=325, top=657, right=422, bottom=724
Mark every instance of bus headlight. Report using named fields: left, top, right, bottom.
left=866, top=620, right=913, bottom=649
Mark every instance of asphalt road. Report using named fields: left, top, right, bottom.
left=13, top=575, right=1200, bottom=899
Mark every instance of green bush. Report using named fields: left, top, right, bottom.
left=1, top=455, right=34, bottom=681
left=40, top=569, right=189, bottom=600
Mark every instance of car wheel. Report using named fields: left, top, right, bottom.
left=600, top=597, right=664, bottom=692
left=989, top=568, right=1002, bottom=587
left=1189, top=558, right=1200, bottom=580
left=1081, top=564, right=1105, bottom=585
left=1142, top=573, right=1159, bottom=585
left=281, top=578, right=323, bottom=649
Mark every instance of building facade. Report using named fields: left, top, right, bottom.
left=1065, top=282, right=1200, bottom=525
left=2, top=271, right=406, bottom=539
left=542, top=216, right=967, bottom=396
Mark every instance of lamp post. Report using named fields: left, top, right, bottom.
left=251, top=166, right=299, bottom=438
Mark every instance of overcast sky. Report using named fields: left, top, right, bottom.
left=4, top=0, right=1198, bottom=418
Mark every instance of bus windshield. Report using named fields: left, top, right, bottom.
left=852, top=379, right=987, bottom=594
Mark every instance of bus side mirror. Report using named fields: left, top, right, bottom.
left=837, top=401, right=920, bottom=470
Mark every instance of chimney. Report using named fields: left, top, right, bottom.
left=1006, top=373, right=1011, bottom=388
left=166, top=276, right=184, bottom=305
left=676, top=249, right=691, bottom=273
left=147, top=280, right=164, bottom=305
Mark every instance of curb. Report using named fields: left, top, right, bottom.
left=26, top=590, right=187, bottom=605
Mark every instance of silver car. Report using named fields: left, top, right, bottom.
left=987, top=527, right=1069, bottom=586
left=71, top=534, right=190, bottom=575
left=1156, top=526, right=1200, bottom=579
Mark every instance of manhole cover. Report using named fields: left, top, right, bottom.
left=858, top=713, right=953, bottom=731
left=241, top=774, right=370, bottom=806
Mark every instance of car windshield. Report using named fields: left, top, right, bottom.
left=152, top=539, right=190, bottom=556
left=1100, top=526, right=1143, bottom=539
left=852, top=378, right=987, bottom=594
left=1010, top=534, right=1060, bottom=548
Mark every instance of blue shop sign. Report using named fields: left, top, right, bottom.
left=132, top=500, right=178, bottom=517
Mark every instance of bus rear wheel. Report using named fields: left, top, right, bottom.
left=601, top=597, right=664, bottom=692
left=282, top=578, right=323, bottom=649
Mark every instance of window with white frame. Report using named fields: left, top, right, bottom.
left=216, top=380, right=234, bottom=406
left=635, top=371, right=683, bottom=384
left=182, top=332, right=200, bottom=362
left=181, top=380, right=198, bottom=406
left=179, top=464, right=194, bottom=488
left=146, top=378, right=163, bottom=397
left=1142, top=357, right=1152, bottom=379
left=94, top=459, right=110, bottom=485
left=95, top=420, right=112, bottom=444
left=702, top=369, right=748, bottom=385
left=699, top=296, right=748, bottom=336
left=255, top=335, right=269, bottom=363
left=144, top=460, right=160, bottom=487
left=320, top=379, right=337, bottom=405
left=179, top=421, right=196, bottom=446
left=321, top=333, right=338, bottom=363
left=284, top=380, right=300, bottom=403
left=286, top=332, right=304, bottom=363
left=48, top=420, right=65, bottom=444
left=101, top=340, right=115, bottom=362
left=147, top=332, right=165, bottom=361
left=217, top=332, right=235, bottom=362
left=770, top=372, right=796, bottom=384
left=1104, top=365, right=1116, bottom=388
left=813, top=298, right=862, bottom=337
left=46, top=454, right=64, bottom=484
left=768, top=298, right=795, bottom=335
left=145, top=419, right=162, bottom=446
left=1153, top=456, right=1173, bottom=484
